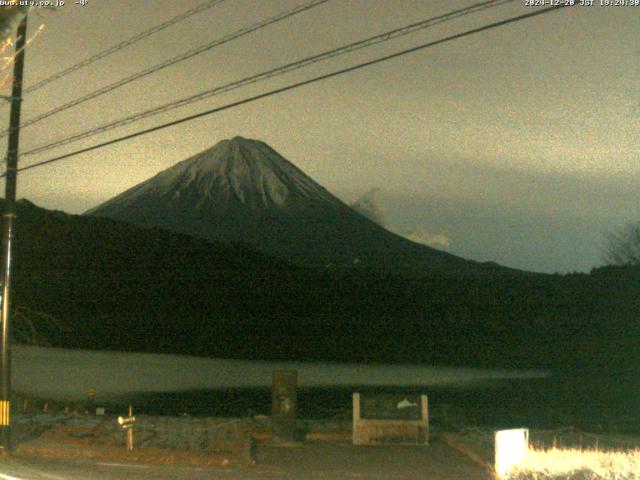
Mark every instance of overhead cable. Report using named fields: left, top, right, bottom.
left=21, top=0, right=512, bottom=157
left=21, top=0, right=228, bottom=96
left=1, top=0, right=330, bottom=136
left=9, top=3, right=571, bottom=176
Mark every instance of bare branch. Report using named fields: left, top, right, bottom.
left=604, top=223, right=640, bottom=266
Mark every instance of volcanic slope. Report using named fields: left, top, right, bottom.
left=87, top=136, right=501, bottom=273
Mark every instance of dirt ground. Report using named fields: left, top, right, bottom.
left=7, top=413, right=494, bottom=478
left=11, top=434, right=492, bottom=479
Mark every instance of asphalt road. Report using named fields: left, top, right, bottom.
left=0, top=439, right=491, bottom=479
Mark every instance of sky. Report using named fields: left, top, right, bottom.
left=0, top=0, right=637, bottom=273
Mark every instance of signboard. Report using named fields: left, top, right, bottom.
left=272, top=370, right=297, bottom=443
left=353, top=393, right=428, bottom=446
left=494, top=428, right=529, bottom=478
left=360, top=394, right=423, bottom=421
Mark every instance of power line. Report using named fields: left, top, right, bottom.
left=8, top=4, right=571, bottom=177
left=21, top=0, right=228, bottom=96
left=21, top=0, right=513, bottom=158
left=0, top=0, right=330, bottom=137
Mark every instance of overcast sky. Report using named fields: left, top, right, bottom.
left=0, top=0, right=637, bottom=273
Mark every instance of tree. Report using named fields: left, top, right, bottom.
left=604, top=223, right=640, bottom=266
left=0, top=6, right=29, bottom=44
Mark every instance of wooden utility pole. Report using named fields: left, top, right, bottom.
left=0, top=14, right=28, bottom=456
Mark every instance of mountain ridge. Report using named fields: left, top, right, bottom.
left=4, top=197, right=640, bottom=372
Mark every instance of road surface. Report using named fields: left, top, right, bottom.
left=0, top=439, right=491, bottom=479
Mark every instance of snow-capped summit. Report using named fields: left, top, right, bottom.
left=149, top=136, right=343, bottom=210
left=88, top=136, right=342, bottom=214
left=86, top=137, right=492, bottom=273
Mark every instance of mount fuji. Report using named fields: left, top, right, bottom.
left=86, top=136, right=500, bottom=273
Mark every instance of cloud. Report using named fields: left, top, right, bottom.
left=401, top=228, right=451, bottom=249
left=350, top=189, right=451, bottom=250
left=350, top=188, right=386, bottom=225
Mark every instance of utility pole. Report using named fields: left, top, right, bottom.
left=0, top=14, right=28, bottom=456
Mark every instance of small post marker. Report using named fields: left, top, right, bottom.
left=86, top=386, right=95, bottom=414
left=117, top=405, right=135, bottom=452
left=244, top=434, right=258, bottom=464
left=272, top=370, right=298, bottom=444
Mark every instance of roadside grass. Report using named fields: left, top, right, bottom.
left=506, top=447, right=640, bottom=480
